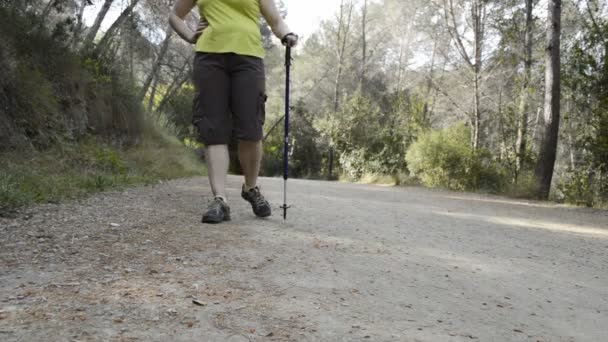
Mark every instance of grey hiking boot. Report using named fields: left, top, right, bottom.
left=241, top=185, right=272, bottom=218
left=202, top=197, right=231, bottom=224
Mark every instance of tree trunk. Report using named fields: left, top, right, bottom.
left=94, top=0, right=141, bottom=57
left=333, top=0, right=353, bottom=113
left=71, top=0, right=89, bottom=49
left=156, top=63, right=191, bottom=115
left=443, top=0, right=485, bottom=150
left=471, top=0, right=485, bottom=151
left=82, top=0, right=114, bottom=52
left=534, top=0, right=562, bottom=199
left=40, top=0, right=56, bottom=18
left=423, top=39, right=438, bottom=121
left=139, top=26, right=173, bottom=101
left=396, top=45, right=404, bottom=90
left=147, top=73, right=160, bottom=112
left=473, top=63, right=481, bottom=150
left=360, top=0, right=368, bottom=88
left=328, top=148, right=334, bottom=180
left=329, top=0, right=353, bottom=180
left=515, top=0, right=534, bottom=178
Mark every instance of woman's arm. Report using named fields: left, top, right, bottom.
left=260, top=0, right=298, bottom=46
left=169, top=0, right=207, bottom=44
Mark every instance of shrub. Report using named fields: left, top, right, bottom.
left=504, top=171, right=538, bottom=199
left=556, top=167, right=606, bottom=207
left=405, top=123, right=504, bottom=192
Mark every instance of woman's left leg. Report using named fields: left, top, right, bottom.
left=238, top=140, right=263, bottom=190
left=230, top=54, right=271, bottom=217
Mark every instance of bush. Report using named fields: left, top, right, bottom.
left=405, top=123, right=505, bottom=192
left=555, top=167, right=607, bottom=207
left=504, top=171, right=538, bottom=199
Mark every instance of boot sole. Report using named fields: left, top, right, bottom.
left=202, top=209, right=231, bottom=224
left=202, top=215, right=231, bottom=224
left=253, top=209, right=271, bottom=218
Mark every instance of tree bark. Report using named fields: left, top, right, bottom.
left=71, top=0, right=89, bottom=49
left=360, top=0, right=368, bottom=88
left=139, top=25, right=173, bottom=101
left=147, top=73, right=160, bottom=112
left=443, top=0, right=485, bottom=150
left=333, top=0, right=353, bottom=113
left=515, top=0, right=534, bottom=178
left=156, top=62, right=191, bottom=115
left=329, top=0, right=353, bottom=179
left=534, top=0, right=562, bottom=199
left=82, top=0, right=114, bottom=52
left=40, top=0, right=57, bottom=19
left=94, top=0, right=141, bottom=57
left=471, top=0, right=485, bottom=150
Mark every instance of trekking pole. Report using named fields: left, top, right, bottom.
left=280, top=45, right=292, bottom=220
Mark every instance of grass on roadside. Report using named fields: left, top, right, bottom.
left=0, top=134, right=205, bottom=214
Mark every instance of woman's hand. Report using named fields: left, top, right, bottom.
left=281, top=33, right=298, bottom=48
left=187, top=19, right=208, bottom=44
left=169, top=0, right=204, bottom=44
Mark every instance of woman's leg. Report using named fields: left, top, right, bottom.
left=230, top=54, right=266, bottom=189
left=230, top=54, right=271, bottom=217
left=193, top=52, right=232, bottom=223
left=238, top=140, right=263, bottom=190
left=206, top=144, right=230, bottom=199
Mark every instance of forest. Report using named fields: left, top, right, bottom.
left=1, top=0, right=607, bottom=209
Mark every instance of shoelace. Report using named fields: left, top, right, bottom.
left=250, top=188, right=267, bottom=207
left=209, top=198, right=224, bottom=212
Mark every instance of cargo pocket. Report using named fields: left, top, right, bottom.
left=192, top=91, right=205, bottom=143
left=258, top=93, right=268, bottom=127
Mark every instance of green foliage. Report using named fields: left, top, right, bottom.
left=320, top=91, right=428, bottom=181
left=165, top=85, right=197, bottom=140
left=561, top=5, right=608, bottom=207
left=0, top=6, right=146, bottom=150
left=0, top=172, right=29, bottom=209
left=262, top=100, right=323, bottom=178
left=556, top=168, right=607, bottom=208
left=557, top=169, right=595, bottom=207
left=406, top=123, right=505, bottom=192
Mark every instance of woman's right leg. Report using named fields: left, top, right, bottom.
left=206, top=144, right=230, bottom=200
left=193, top=52, right=232, bottom=223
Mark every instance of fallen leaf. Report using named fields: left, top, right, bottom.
left=192, top=299, right=207, bottom=306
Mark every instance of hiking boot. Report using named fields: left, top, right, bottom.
left=241, top=185, right=272, bottom=218
left=202, top=197, right=231, bottom=224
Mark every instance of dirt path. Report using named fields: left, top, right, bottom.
left=1, top=176, right=607, bottom=341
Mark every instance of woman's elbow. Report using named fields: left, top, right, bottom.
left=269, top=19, right=285, bottom=35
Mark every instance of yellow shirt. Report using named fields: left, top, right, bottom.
left=195, top=0, right=265, bottom=58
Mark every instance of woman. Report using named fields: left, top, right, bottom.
left=169, top=0, right=298, bottom=223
